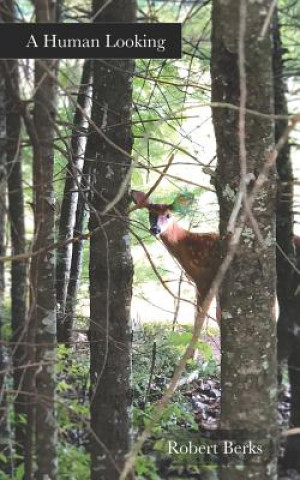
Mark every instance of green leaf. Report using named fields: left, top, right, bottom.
left=172, top=191, right=195, bottom=215
left=14, top=463, right=25, bottom=480
left=57, top=381, right=72, bottom=393
left=168, top=331, right=192, bottom=347
left=196, top=341, right=213, bottom=360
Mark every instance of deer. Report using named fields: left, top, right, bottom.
left=132, top=190, right=222, bottom=330
left=132, top=191, right=300, bottom=338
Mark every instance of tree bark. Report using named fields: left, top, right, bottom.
left=63, top=128, right=94, bottom=343
left=1, top=56, right=35, bottom=479
left=211, top=1, right=277, bottom=479
left=0, top=61, right=12, bottom=477
left=32, top=2, right=58, bottom=478
left=273, top=8, right=300, bottom=470
left=89, top=1, right=136, bottom=478
left=56, top=58, right=92, bottom=342
left=2, top=1, right=27, bottom=462
left=5, top=57, right=27, bottom=467
left=273, top=8, right=294, bottom=310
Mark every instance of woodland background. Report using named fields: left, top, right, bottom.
left=0, top=0, right=300, bottom=479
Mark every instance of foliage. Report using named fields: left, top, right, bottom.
left=133, top=323, right=218, bottom=400
left=57, top=345, right=90, bottom=455
left=171, top=190, right=195, bottom=215
left=0, top=463, right=24, bottom=480
left=280, top=0, right=300, bottom=77
left=58, top=444, right=90, bottom=479
left=132, top=323, right=219, bottom=477
left=135, top=454, right=161, bottom=480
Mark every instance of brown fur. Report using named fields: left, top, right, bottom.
left=160, top=224, right=221, bottom=303
left=132, top=190, right=222, bottom=326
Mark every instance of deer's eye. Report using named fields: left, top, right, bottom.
left=166, top=213, right=170, bottom=219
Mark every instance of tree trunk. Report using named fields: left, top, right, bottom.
left=211, top=1, right=277, bottom=479
left=56, top=59, right=92, bottom=342
left=273, top=8, right=294, bottom=310
left=2, top=58, right=34, bottom=478
left=64, top=128, right=94, bottom=343
left=32, top=2, right=57, bottom=478
left=272, top=8, right=300, bottom=471
left=0, top=62, right=12, bottom=477
left=3, top=1, right=27, bottom=461
left=273, top=7, right=300, bottom=470
left=6, top=57, right=27, bottom=467
left=89, top=1, right=136, bottom=478
left=273, top=5, right=295, bottom=360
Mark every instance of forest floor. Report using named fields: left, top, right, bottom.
left=67, top=313, right=297, bottom=479
left=131, top=322, right=296, bottom=480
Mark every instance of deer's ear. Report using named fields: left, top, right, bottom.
left=131, top=190, right=150, bottom=208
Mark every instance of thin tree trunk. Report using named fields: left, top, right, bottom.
left=6, top=57, right=27, bottom=467
left=0, top=63, right=12, bottom=477
left=63, top=129, right=94, bottom=343
left=2, top=60, right=35, bottom=478
left=56, top=59, right=92, bottom=342
left=3, top=6, right=28, bottom=472
left=3, top=1, right=27, bottom=462
left=211, top=1, right=277, bottom=479
left=89, top=1, right=136, bottom=478
left=32, top=2, right=57, bottom=478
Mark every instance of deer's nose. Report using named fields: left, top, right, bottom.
left=150, top=225, right=161, bottom=235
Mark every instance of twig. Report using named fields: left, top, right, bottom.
left=237, top=0, right=265, bottom=247
left=172, top=271, right=184, bottom=331
left=90, top=0, right=114, bottom=22
left=227, top=173, right=255, bottom=234
left=281, top=427, right=300, bottom=437
left=145, top=153, right=174, bottom=200
left=143, top=341, right=156, bottom=407
left=238, top=0, right=248, bottom=182
left=276, top=242, right=300, bottom=275
left=259, top=0, right=277, bottom=40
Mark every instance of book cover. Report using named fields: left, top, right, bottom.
left=0, top=1, right=299, bottom=479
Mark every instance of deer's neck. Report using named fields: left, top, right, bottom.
left=160, top=221, right=187, bottom=246
left=159, top=222, right=190, bottom=273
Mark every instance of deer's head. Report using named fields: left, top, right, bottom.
left=131, top=190, right=174, bottom=235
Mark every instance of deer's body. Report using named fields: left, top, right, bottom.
left=133, top=190, right=300, bottom=331
left=132, top=190, right=221, bottom=325
left=160, top=224, right=220, bottom=305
